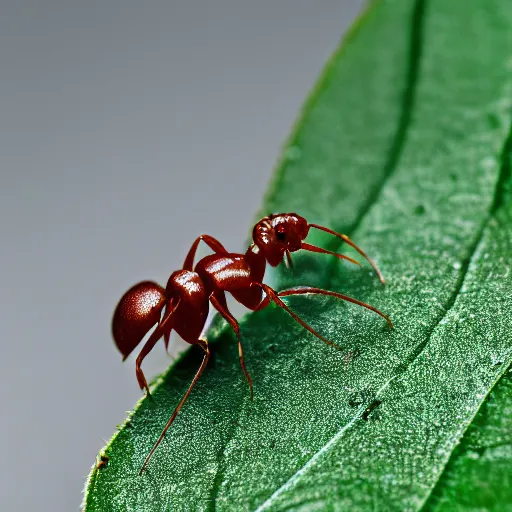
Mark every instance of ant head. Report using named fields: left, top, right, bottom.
left=252, top=213, right=309, bottom=267
left=112, top=281, right=166, bottom=360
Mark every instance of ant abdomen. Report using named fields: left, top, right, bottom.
left=112, top=281, right=166, bottom=360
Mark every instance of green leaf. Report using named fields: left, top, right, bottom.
left=83, top=0, right=512, bottom=510
left=424, top=368, right=512, bottom=511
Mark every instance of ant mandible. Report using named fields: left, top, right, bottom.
left=112, top=213, right=392, bottom=474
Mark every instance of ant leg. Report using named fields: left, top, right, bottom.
left=253, top=283, right=343, bottom=351
left=285, top=249, right=294, bottom=269
left=210, top=293, right=254, bottom=400
left=136, top=299, right=180, bottom=396
left=278, top=287, right=393, bottom=328
left=254, top=295, right=270, bottom=311
left=308, top=224, right=386, bottom=284
left=183, top=235, right=228, bottom=270
left=140, top=339, right=210, bottom=476
left=163, top=328, right=171, bottom=356
left=160, top=306, right=173, bottom=356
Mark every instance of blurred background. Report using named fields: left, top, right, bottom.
left=0, top=1, right=364, bottom=510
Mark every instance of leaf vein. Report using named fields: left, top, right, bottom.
left=417, top=119, right=512, bottom=511
left=324, top=0, right=426, bottom=258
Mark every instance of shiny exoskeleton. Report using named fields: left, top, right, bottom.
left=112, top=213, right=392, bottom=474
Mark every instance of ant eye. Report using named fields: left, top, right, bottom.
left=275, top=226, right=286, bottom=242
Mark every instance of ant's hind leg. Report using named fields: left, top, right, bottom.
left=277, top=287, right=392, bottom=328
left=135, top=300, right=180, bottom=396
left=210, top=293, right=254, bottom=400
left=140, top=339, right=210, bottom=475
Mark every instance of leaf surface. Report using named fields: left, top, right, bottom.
left=424, top=369, right=512, bottom=512
left=84, top=1, right=512, bottom=510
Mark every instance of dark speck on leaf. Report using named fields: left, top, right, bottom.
left=363, top=400, right=382, bottom=421
left=414, top=204, right=426, bottom=215
left=348, top=388, right=376, bottom=408
left=345, top=349, right=361, bottom=364
left=96, top=454, right=109, bottom=470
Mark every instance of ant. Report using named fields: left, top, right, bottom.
left=112, top=213, right=392, bottom=474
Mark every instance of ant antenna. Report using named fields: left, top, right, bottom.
left=308, top=224, right=386, bottom=284
left=301, top=242, right=360, bottom=267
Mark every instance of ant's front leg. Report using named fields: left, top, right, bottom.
left=277, top=287, right=392, bottom=328
left=253, top=283, right=344, bottom=351
left=183, top=235, right=228, bottom=270
left=210, top=292, right=254, bottom=400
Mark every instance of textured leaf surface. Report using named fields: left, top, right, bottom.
left=424, top=369, right=512, bottom=511
left=84, top=0, right=512, bottom=510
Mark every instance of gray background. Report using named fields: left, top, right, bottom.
left=0, top=1, right=363, bottom=510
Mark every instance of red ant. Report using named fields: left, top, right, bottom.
left=112, top=213, right=392, bottom=474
